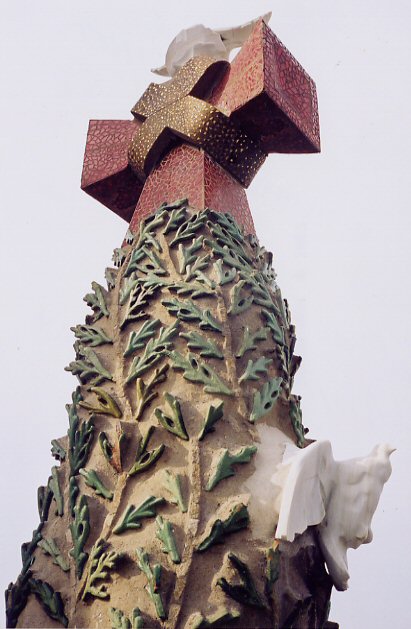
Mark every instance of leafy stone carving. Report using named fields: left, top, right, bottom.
left=70, top=323, right=112, bottom=347
left=206, top=446, right=257, bottom=491
left=250, top=377, right=282, bottom=423
left=170, top=352, right=232, bottom=395
left=83, top=281, right=109, bottom=322
left=289, top=396, right=306, bottom=447
left=236, top=326, right=268, bottom=358
left=50, top=439, right=66, bottom=462
left=66, top=388, right=94, bottom=476
left=79, top=386, right=122, bottom=418
left=238, top=356, right=272, bottom=383
left=37, top=538, right=69, bottom=572
left=29, top=579, right=68, bottom=627
left=134, top=364, right=169, bottom=421
left=113, top=496, right=164, bottom=534
left=156, top=516, right=181, bottom=564
left=181, top=330, right=223, bottom=359
left=128, top=426, right=165, bottom=477
left=69, top=495, right=90, bottom=578
left=162, top=470, right=187, bottom=513
left=162, top=298, right=222, bottom=333
left=135, top=548, right=166, bottom=620
left=49, top=466, right=64, bottom=516
left=124, top=319, right=160, bottom=357
left=79, top=468, right=114, bottom=500
left=198, top=402, right=224, bottom=440
left=98, top=426, right=125, bottom=473
left=228, top=280, right=254, bottom=315
left=197, top=503, right=249, bottom=552
left=217, top=553, right=266, bottom=609
left=81, top=539, right=121, bottom=601
left=155, top=393, right=189, bottom=440
left=65, top=346, right=113, bottom=386
left=126, top=321, right=178, bottom=384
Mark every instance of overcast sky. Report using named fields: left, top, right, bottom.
left=1, top=1, right=410, bottom=627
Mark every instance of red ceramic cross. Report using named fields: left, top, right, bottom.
left=81, top=19, right=320, bottom=236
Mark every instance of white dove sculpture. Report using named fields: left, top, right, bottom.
left=152, top=12, right=272, bottom=77
left=272, top=440, right=394, bottom=591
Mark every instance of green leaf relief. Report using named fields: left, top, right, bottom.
left=265, top=545, right=280, bottom=596
left=69, top=495, right=90, bottom=578
left=197, top=503, right=249, bottom=552
left=38, top=483, right=53, bottom=523
left=120, top=284, right=156, bottom=329
left=37, top=538, right=69, bottom=572
left=98, top=425, right=125, bottom=473
left=134, top=364, right=169, bottom=421
left=217, top=553, right=266, bottom=609
left=181, top=330, right=223, bottom=359
left=128, top=426, right=165, bottom=477
left=261, top=309, right=285, bottom=346
left=65, top=345, right=113, bottom=386
left=170, top=352, right=232, bottom=396
left=79, top=468, right=114, bottom=500
left=184, top=251, right=211, bottom=280
left=81, top=539, right=121, bottom=601
left=83, top=281, right=109, bottom=322
left=79, top=386, right=122, bottom=418
left=162, top=470, right=187, bottom=513
left=70, top=323, right=112, bottom=347
left=207, top=211, right=246, bottom=246
left=198, top=402, right=224, bottom=440
left=110, top=607, right=144, bottom=629
left=105, top=267, right=118, bottom=290
left=155, top=393, right=189, bottom=440
left=168, top=279, right=214, bottom=299
left=188, top=607, right=240, bottom=629
left=206, top=446, right=257, bottom=491
left=214, top=259, right=237, bottom=286
left=67, top=388, right=94, bottom=476
left=238, top=356, right=272, bottom=383
left=112, top=247, right=128, bottom=267
left=162, top=298, right=223, bottom=333
left=169, top=211, right=207, bottom=247
left=163, top=205, right=187, bottom=234
left=204, top=239, right=249, bottom=272
left=29, top=579, right=68, bottom=627
left=49, top=466, right=64, bottom=516
left=69, top=476, right=79, bottom=517
left=156, top=516, right=181, bottom=564
left=289, top=396, right=306, bottom=448
left=126, top=321, right=179, bottom=384
left=124, top=319, right=160, bottom=357
left=236, top=326, right=268, bottom=358
left=250, top=377, right=282, bottom=424
left=114, top=496, right=165, bottom=535
left=50, top=439, right=66, bottom=462
left=135, top=548, right=166, bottom=620
left=119, top=274, right=140, bottom=306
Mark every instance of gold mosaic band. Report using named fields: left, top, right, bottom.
left=128, top=57, right=266, bottom=187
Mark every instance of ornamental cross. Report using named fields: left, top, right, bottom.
left=81, top=18, right=320, bottom=235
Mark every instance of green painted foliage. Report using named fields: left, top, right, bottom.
left=83, top=281, right=109, bottom=322
left=188, top=608, right=241, bottom=629
left=198, top=402, right=224, bottom=440
left=169, top=211, right=207, bottom=247
left=156, top=516, right=181, bottom=564
left=124, top=319, right=160, bottom=357
left=181, top=330, right=223, bottom=359
left=49, top=466, right=64, bottom=516
left=261, top=308, right=285, bottom=346
left=128, top=426, right=165, bottom=477
left=250, top=377, right=282, bottom=423
left=135, top=548, right=166, bottom=620
left=155, top=393, right=189, bottom=440
left=50, top=439, right=66, bottom=462
left=114, top=497, right=165, bottom=534
left=170, top=352, right=232, bottom=395
left=197, top=504, right=249, bottom=552
left=66, top=388, right=94, bottom=476
left=37, top=538, right=69, bottom=573
left=70, top=323, right=112, bottom=347
left=29, top=579, right=68, bottom=627
left=238, top=356, right=272, bottom=383
left=236, top=326, right=268, bottom=358
left=134, top=364, right=169, bottom=421
left=81, top=539, right=121, bottom=601
left=217, top=553, right=266, bottom=609
left=228, top=280, right=254, bottom=315
left=79, top=468, right=113, bottom=500
left=162, top=470, right=187, bottom=513
left=79, top=386, right=122, bottom=418
left=206, top=446, right=257, bottom=491
left=162, top=298, right=222, bottom=333
left=65, top=346, right=113, bottom=386
left=214, top=259, right=237, bottom=286
left=69, top=495, right=90, bottom=578
left=126, top=321, right=178, bottom=384
left=289, top=396, right=306, bottom=447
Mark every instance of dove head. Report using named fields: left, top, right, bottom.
left=152, top=25, right=228, bottom=77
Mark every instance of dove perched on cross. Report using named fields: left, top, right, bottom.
left=152, top=12, right=272, bottom=77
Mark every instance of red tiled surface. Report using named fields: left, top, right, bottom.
left=128, top=144, right=255, bottom=235
left=81, top=119, right=143, bottom=222
left=81, top=21, right=320, bottom=231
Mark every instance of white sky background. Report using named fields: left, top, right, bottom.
left=0, top=0, right=410, bottom=627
